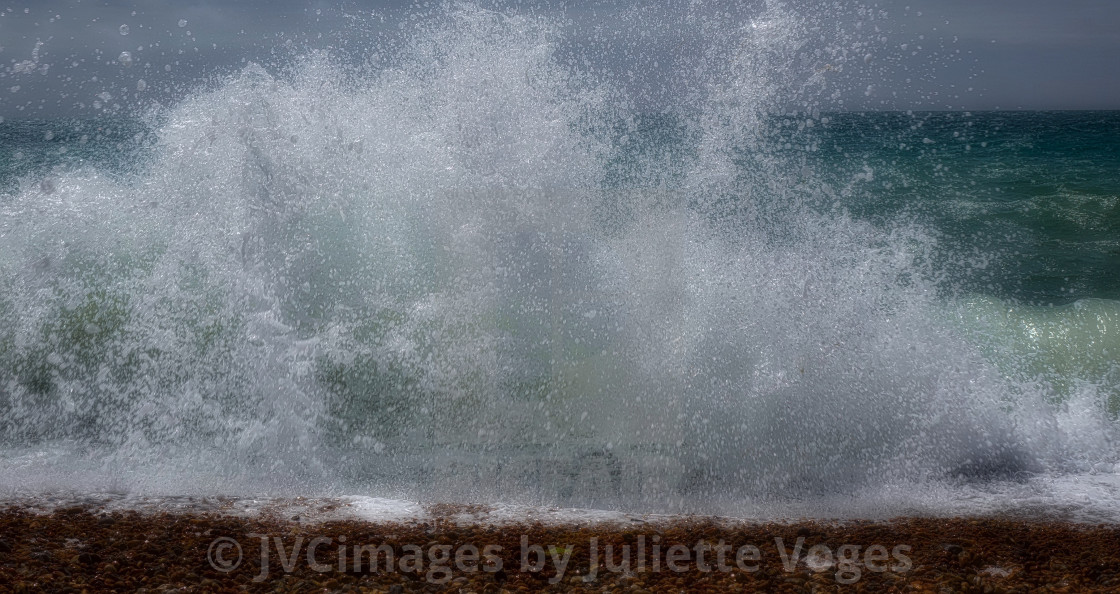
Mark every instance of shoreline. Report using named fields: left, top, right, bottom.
left=2, top=501, right=1118, bottom=592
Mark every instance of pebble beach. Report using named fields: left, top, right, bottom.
left=2, top=499, right=1118, bottom=593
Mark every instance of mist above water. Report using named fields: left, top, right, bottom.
left=0, top=2, right=1116, bottom=516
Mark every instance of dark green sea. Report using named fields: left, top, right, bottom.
left=7, top=111, right=1118, bottom=304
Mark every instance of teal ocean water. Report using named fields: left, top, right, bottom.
left=1, top=5, right=1117, bottom=519
left=9, top=111, right=1117, bottom=303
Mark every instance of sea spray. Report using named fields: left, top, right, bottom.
left=0, top=2, right=1116, bottom=514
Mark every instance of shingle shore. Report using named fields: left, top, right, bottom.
left=2, top=505, right=1118, bottom=592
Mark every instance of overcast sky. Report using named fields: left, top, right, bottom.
left=1, top=0, right=1118, bottom=119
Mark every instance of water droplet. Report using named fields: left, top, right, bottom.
left=119, top=24, right=130, bottom=36
left=117, top=51, right=133, bottom=67
left=136, top=79, right=147, bottom=92
left=178, top=19, right=188, bottom=28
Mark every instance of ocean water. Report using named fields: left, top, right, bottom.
left=1, top=3, right=1118, bottom=520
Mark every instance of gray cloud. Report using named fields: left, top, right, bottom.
left=1, top=0, right=1118, bottom=118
